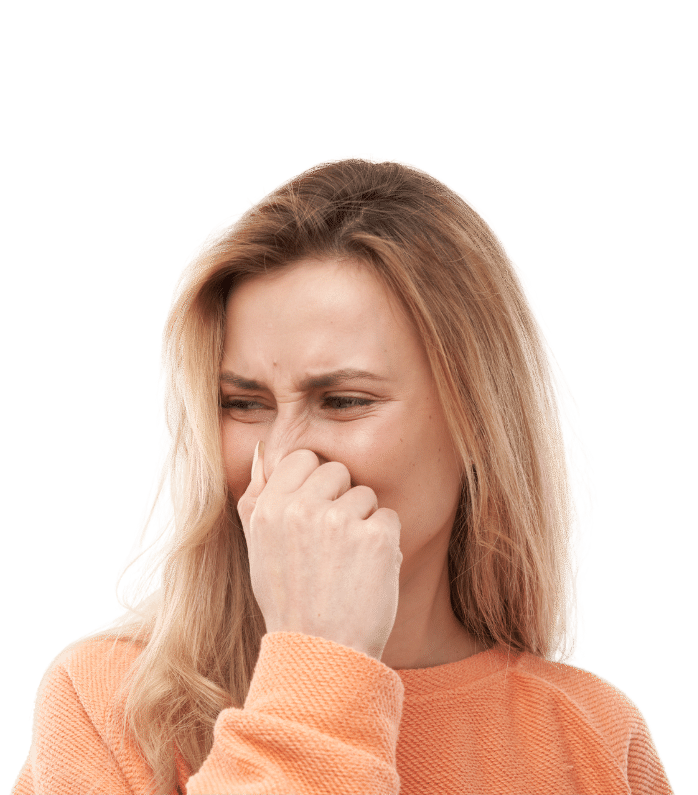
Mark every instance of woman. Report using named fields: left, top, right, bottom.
left=12, top=159, right=673, bottom=795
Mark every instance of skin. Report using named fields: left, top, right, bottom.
left=219, top=256, right=489, bottom=669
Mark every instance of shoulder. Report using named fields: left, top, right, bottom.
left=459, top=648, right=672, bottom=792
left=50, top=634, right=146, bottom=683
left=36, top=634, right=147, bottom=733
left=506, top=651, right=648, bottom=742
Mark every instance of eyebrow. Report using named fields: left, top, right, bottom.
left=219, top=368, right=389, bottom=391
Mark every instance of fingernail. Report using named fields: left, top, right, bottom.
left=252, top=441, right=260, bottom=476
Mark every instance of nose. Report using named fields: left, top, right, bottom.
left=260, top=416, right=330, bottom=483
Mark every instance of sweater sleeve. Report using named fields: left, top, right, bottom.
left=184, top=632, right=404, bottom=795
left=12, top=632, right=405, bottom=795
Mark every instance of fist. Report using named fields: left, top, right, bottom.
left=236, top=443, right=403, bottom=661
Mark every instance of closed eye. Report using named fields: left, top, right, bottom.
left=220, top=396, right=375, bottom=411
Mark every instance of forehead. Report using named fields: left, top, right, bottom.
left=222, top=257, right=426, bottom=374
left=226, top=258, right=409, bottom=334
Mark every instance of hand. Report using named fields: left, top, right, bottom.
left=236, top=443, right=403, bottom=661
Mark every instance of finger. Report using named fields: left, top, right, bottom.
left=263, top=448, right=323, bottom=494
left=332, top=484, right=379, bottom=519
left=298, top=459, right=353, bottom=502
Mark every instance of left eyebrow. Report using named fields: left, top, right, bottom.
left=219, top=368, right=389, bottom=391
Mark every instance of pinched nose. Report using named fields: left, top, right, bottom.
left=262, top=446, right=356, bottom=490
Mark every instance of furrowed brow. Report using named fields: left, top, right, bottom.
left=219, top=368, right=388, bottom=391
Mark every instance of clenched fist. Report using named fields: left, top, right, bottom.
left=236, top=442, right=403, bottom=662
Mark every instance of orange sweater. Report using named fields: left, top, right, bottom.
left=13, top=631, right=673, bottom=795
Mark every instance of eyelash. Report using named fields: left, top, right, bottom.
left=220, top=396, right=374, bottom=411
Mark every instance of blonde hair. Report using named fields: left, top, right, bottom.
left=64, top=159, right=579, bottom=794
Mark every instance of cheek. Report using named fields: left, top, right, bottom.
left=370, top=420, right=460, bottom=533
left=350, top=425, right=411, bottom=509
left=221, top=425, right=253, bottom=503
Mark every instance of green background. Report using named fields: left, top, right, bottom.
left=0, top=0, right=696, bottom=792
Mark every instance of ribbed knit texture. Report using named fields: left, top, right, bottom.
left=13, top=631, right=673, bottom=794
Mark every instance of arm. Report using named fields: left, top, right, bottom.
left=13, top=633, right=404, bottom=795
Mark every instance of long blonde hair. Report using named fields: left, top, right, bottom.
left=63, top=159, right=579, bottom=794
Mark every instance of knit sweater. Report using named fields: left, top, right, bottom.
left=12, top=631, right=673, bottom=795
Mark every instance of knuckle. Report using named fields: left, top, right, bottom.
left=368, top=507, right=400, bottom=532
left=355, top=484, right=377, bottom=502
left=252, top=501, right=273, bottom=526
left=324, top=503, right=348, bottom=529
left=323, top=460, right=350, bottom=478
left=384, top=506, right=400, bottom=524
left=290, top=449, right=320, bottom=465
left=285, top=498, right=314, bottom=525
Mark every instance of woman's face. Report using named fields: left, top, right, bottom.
left=219, top=257, right=463, bottom=579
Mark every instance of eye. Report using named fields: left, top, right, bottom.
left=325, top=396, right=375, bottom=411
left=219, top=396, right=374, bottom=411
